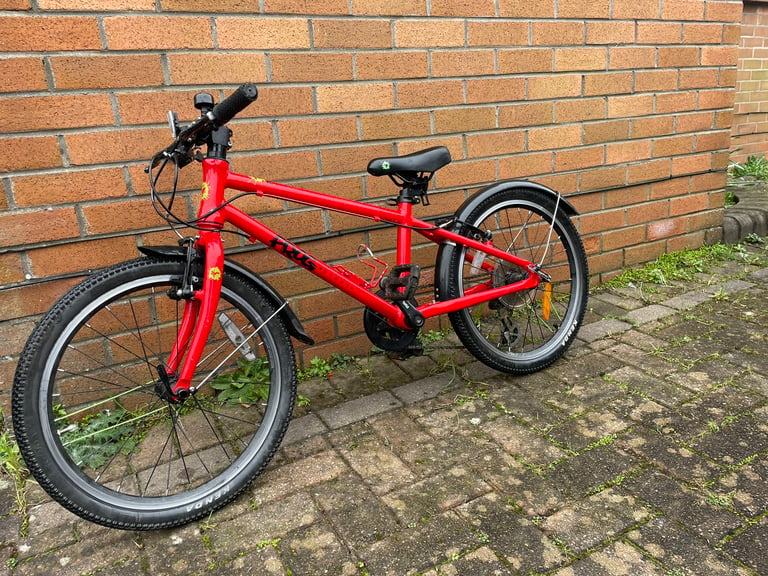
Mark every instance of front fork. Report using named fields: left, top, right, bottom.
left=161, top=160, right=229, bottom=399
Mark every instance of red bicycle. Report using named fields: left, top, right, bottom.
left=13, top=84, right=588, bottom=530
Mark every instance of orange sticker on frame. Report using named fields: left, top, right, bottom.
left=541, top=282, right=552, bottom=320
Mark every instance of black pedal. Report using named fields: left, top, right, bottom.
left=382, top=264, right=421, bottom=301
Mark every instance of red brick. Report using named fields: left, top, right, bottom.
left=528, top=74, right=582, bottom=100
left=1, top=135, right=61, bottom=171
left=434, top=107, right=497, bottom=134
left=0, top=16, right=101, bottom=51
left=51, top=54, right=163, bottom=89
left=556, top=99, right=605, bottom=123
left=624, top=240, right=666, bottom=267
left=587, top=21, right=635, bottom=45
left=635, top=70, right=679, bottom=93
left=278, top=116, right=358, bottom=148
left=82, top=198, right=174, bottom=235
left=250, top=86, right=314, bottom=119
left=677, top=112, right=716, bottom=133
left=532, top=22, right=584, bottom=46
left=559, top=0, right=610, bottom=19
left=394, top=19, right=464, bottom=48
left=705, top=1, right=744, bottom=23
left=698, top=89, right=736, bottom=111
left=357, top=51, right=428, bottom=80
left=555, top=145, right=604, bottom=171
left=0, top=278, right=80, bottom=323
left=396, top=80, right=464, bottom=108
left=609, top=47, right=656, bottom=70
left=647, top=217, right=686, bottom=241
left=683, top=23, right=725, bottom=44
left=314, top=18, right=392, bottom=49
left=468, top=21, right=528, bottom=46
left=13, top=168, right=127, bottom=207
left=432, top=50, right=496, bottom=78
left=168, top=52, right=268, bottom=85
left=607, top=94, right=654, bottom=119
left=271, top=52, right=354, bottom=83
left=653, top=135, right=695, bottom=158
left=439, top=158, right=497, bottom=188
left=28, top=236, right=138, bottom=278
left=236, top=150, right=320, bottom=181
left=670, top=191, right=710, bottom=216
left=606, top=140, right=652, bottom=165
left=701, top=46, right=739, bottom=67
left=1, top=93, right=115, bottom=133
left=498, top=49, right=554, bottom=74
left=65, top=127, right=168, bottom=165
left=0, top=58, right=47, bottom=92
left=632, top=115, right=675, bottom=139
left=0, top=0, right=30, bottom=8
left=466, top=131, right=525, bottom=159
left=583, top=120, right=630, bottom=145
left=431, top=0, right=495, bottom=16
left=580, top=165, right=627, bottom=192
left=39, top=0, right=153, bottom=7
left=116, top=89, right=201, bottom=126
left=0, top=207, right=79, bottom=248
left=662, top=0, right=705, bottom=21
left=467, top=77, right=525, bottom=104
left=217, top=17, right=311, bottom=50
left=349, top=0, right=426, bottom=15
left=499, top=151, right=553, bottom=179
left=104, top=16, right=213, bottom=50
left=499, top=0, right=555, bottom=18
left=584, top=72, right=632, bottom=96
left=628, top=158, right=671, bottom=184
left=555, top=47, right=607, bottom=72
left=163, top=0, right=268, bottom=10
left=264, top=0, right=348, bottom=13
left=321, top=143, right=394, bottom=176
left=360, top=111, right=431, bottom=140
left=671, top=153, right=712, bottom=176
left=612, top=1, right=661, bottom=19
left=528, top=125, right=582, bottom=151
left=603, top=225, right=646, bottom=251
left=0, top=252, right=25, bottom=286
left=658, top=47, right=700, bottom=68
left=316, top=83, right=394, bottom=113
left=656, top=91, right=698, bottom=114
left=637, top=22, right=682, bottom=45
left=499, top=101, right=553, bottom=128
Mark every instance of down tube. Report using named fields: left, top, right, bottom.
left=220, top=205, right=411, bottom=329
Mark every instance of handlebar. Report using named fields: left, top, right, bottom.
left=150, top=83, right=259, bottom=168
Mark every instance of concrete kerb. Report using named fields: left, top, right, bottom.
left=723, top=181, right=768, bottom=243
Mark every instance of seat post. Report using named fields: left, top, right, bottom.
left=396, top=200, right=413, bottom=266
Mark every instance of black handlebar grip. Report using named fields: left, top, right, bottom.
left=210, top=83, right=259, bottom=126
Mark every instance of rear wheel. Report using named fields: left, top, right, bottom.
left=12, top=257, right=297, bottom=530
left=444, top=187, right=588, bottom=374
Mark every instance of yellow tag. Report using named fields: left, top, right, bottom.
left=208, top=267, right=222, bottom=281
left=541, top=282, right=552, bottom=320
left=250, top=176, right=266, bottom=183
left=201, top=182, right=210, bottom=200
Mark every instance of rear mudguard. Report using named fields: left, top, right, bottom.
left=138, top=245, right=314, bottom=345
left=434, top=180, right=579, bottom=302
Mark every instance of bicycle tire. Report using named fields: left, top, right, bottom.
left=12, top=257, right=297, bottom=530
left=442, top=186, right=588, bottom=374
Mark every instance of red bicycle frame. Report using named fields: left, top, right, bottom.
left=169, top=158, right=543, bottom=391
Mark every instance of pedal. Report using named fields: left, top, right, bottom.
left=382, top=264, right=421, bottom=301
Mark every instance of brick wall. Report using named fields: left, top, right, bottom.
left=732, top=0, right=768, bottom=162
left=0, top=1, right=742, bottom=403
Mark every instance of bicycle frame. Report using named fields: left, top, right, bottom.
left=168, top=157, right=544, bottom=392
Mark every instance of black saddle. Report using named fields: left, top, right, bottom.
left=367, top=146, right=451, bottom=178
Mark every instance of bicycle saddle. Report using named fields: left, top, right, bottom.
left=367, top=146, right=451, bottom=177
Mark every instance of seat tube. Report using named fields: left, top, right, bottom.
left=396, top=201, right=413, bottom=266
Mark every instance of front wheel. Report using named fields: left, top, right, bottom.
left=442, top=186, right=588, bottom=374
left=12, top=257, right=297, bottom=530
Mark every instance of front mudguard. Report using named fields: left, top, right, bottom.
left=434, top=180, right=579, bottom=302
left=138, top=245, right=314, bottom=345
